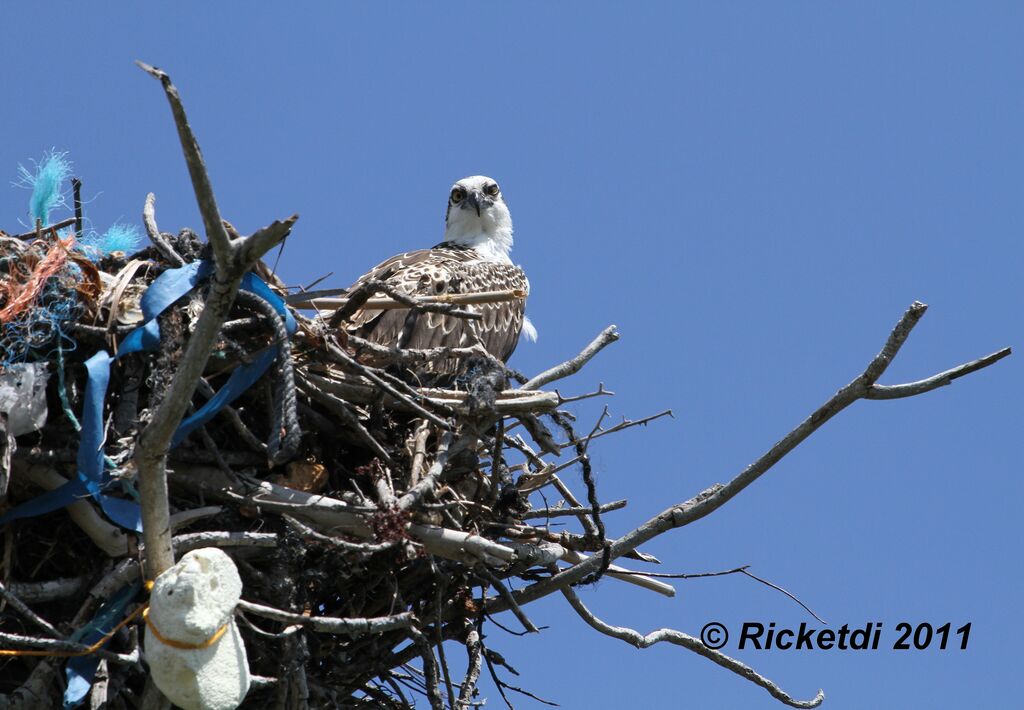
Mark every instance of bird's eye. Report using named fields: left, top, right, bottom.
left=450, top=187, right=465, bottom=203
left=485, top=183, right=500, bottom=197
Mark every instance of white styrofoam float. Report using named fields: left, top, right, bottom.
left=146, top=547, right=250, bottom=710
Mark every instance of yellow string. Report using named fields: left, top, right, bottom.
left=142, top=608, right=229, bottom=650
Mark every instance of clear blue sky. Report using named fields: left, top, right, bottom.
left=2, top=3, right=1020, bottom=708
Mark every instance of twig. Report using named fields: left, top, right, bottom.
left=282, top=515, right=399, bottom=555
left=433, top=582, right=457, bottom=710
left=740, top=568, right=826, bottom=625
left=559, top=549, right=675, bottom=597
left=398, top=432, right=453, bottom=510
left=10, top=217, right=77, bottom=240
left=561, top=587, right=824, bottom=709
left=408, top=627, right=444, bottom=710
left=477, top=568, right=538, bottom=634
left=237, top=600, right=416, bottom=635
left=523, top=499, right=627, bottom=520
left=409, top=420, right=430, bottom=487
left=520, top=325, right=619, bottom=391
left=301, top=371, right=558, bottom=416
left=0, top=580, right=64, bottom=638
left=345, top=334, right=490, bottom=367
left=556, top=409, right=673, bottom=448
left=612, top=564, right=825, bottom=623
left=316, top=344, right=453, bottom=429
left=142, top=192, right=185, bottom=267
left=456, top=622, right=483, bottom=709
left=0, top=630, right=139, bottom=666
left=295, top=379, right=394, bottom=465
left=865, top=347, right=1011, bottom=399
left=297, top=286, right=526, bottom=315
left=72, top=178, right=83, bottom=237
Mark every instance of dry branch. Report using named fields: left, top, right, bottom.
left=492, top=302, right=1007, bottom=601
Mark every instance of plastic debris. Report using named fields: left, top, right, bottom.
left=0, top=362, right=49, bottom=435
left=146, top=548, right=250, bottom=710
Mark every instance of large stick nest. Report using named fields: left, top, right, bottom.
left=0, top=225, right=641, bottom=708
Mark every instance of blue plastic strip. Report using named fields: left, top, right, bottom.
left=0, top=261, right=292, bottom=531
left=63, top=580, right=142, bottom=708
left=0, top=479, right=90, bottom=522
left=0, top=261, right=295, bottom=703
left=118, top=260, right=211, bottom=355
left=0, top=351, right=145, bottom=530
left=172, top=346, right=278, bottom=446
left=170, top=272, right=296, bottom=446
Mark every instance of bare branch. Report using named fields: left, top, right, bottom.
left=740, top=568, right=826, bottom=625
left=477, top=568, right=538, bottom=634
left=520, top=325, right=619, bottom=391
left=398, top=432, right=453, bottom=510
left=866, top=347, right=1011, bottom=399
left=407, top=627, right=445, bottom=710
left=561, top=588, right=824, bottom=709
left=556, top=410, right=673, bottom=449
left=135, top=60, right=231, bottom=271
left=456, top=623, right=483, bottom=709
left=488, top=302, right=1011, bottom=612
left=142, top=192, right=184, bottom=267
left=133, top=62, right=302, bottom=580
left=296, top=286, right=526, bottom=315
left=523, top=499, right=627, bottom=520
left=237, top=600, right=416, bottom=635
left=861, top=301, right=928, bottom=383
left=8, top=577, right=89, bottom=604
left=0, top=580, right=65, bottom=639
left=10, top=217, right=77, bottom=240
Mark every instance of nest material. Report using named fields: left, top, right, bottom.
left=0, top=228, right=629, bottom=708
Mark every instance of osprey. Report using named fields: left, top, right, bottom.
left=339, top=176, right=535, bottom=374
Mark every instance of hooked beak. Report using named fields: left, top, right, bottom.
left=462, top=190, right=482, bottom=217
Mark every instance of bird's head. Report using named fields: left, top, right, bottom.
left=443, top=175, right=513, bottom=261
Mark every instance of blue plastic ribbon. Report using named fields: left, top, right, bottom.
left=0, top=262, right=294, bottom=531
left=63, top=580, right=142, bottom=708
left=171, top=271, right=295, bottom=446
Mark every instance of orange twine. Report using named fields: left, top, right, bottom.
left=0, top=579, right=230, bottom=658
left=143, top=608, right=230, bottom=651
left=0, top=603, right=146, bottom=658
left=0, top=236, right=74, bottom=324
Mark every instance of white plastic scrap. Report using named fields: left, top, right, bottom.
left=0, top=362, right=49, bottom=436
left=146, top=548, right=251, bottom=710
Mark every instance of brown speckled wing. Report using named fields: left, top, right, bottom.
left=341, top=244, right=528, bottom=371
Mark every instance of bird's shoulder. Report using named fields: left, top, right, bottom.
left=351, top=245, right=468, bottom=283
left=349, top=243, right=528, bottom=293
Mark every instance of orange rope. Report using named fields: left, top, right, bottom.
left=0, top=580, right=230, bottom=658
left=0, top=236, right=74, bottom=323
left=0, top=603, right=146, bottom=658
left=143, top=609, right=230, bottom=650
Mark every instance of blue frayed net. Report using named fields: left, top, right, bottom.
left=3, top=152, right=144, bottom=367
left=0, top=241, right=87, bottom=369
left=14, top=150, right=72, bottom=226
left=78, top=223, right=142, bottom=260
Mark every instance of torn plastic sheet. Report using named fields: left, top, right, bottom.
left=0, top=362, right=49, bottom=436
